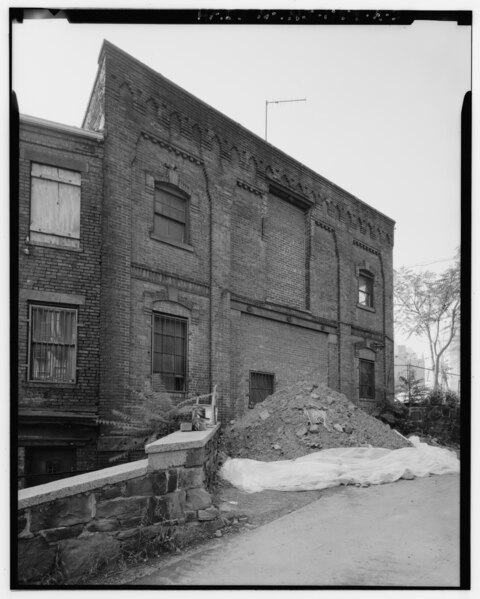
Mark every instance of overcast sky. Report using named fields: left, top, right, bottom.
left=11, top=13, right=471, bottom=356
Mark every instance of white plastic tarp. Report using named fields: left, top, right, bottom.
left=219, top=437, right=459, bottom=493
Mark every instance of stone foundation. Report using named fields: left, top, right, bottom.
left=17, top=424, right=221, bottom=584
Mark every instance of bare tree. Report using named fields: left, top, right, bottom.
left=394, top=254, right=460, bottom=390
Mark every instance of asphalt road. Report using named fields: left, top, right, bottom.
left=128, top=473, right=460, bottom=587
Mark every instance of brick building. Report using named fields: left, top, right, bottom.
left=17, top=115, right=104, bottom=487
left=17, top=41, right=395, bottom=483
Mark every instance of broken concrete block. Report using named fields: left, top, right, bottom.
left=309, top=424, right=320, bottom=433
left=197, top=506, right=219, bottom=521
left=272, top=443, right=281, bottom=450
left=333, top=423, right=344, bottom=433
left=184, top=488, right=212, bottom=511
left=259, top=410, right=270, bottom=420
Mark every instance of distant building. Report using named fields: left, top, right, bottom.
left=394, top=344, right=427, bottom=392
left=17, top=41, right=395, bottom=485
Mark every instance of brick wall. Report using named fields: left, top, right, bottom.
left=17, top=118, right=104, bottom=474
left=231, top=312, right=329, bottom=418
left=18, top=120, right=103, bottom=412
left=81, top=41, right=395, bottom=431
left=266, top=194, right=306, bottom=310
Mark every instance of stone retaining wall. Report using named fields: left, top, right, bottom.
left=17, top=425, right=221, bottom=584
left=404, top=404, right=460, bottom=444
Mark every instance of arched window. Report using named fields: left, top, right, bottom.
left=358, top=270, right=374, bottom=308
left=153, top=183, right=189, bottom=244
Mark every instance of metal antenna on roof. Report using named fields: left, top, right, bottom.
left=265, top=98, right=307, bottom=141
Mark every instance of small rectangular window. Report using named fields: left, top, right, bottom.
left=30, top=163, right=81, bottom=248
left=358, top=271, right=374, bottom=307
left=249, top=371, right=275, bottom=408
left=24, top=447, right=76, bottom=488
left=153, top=314, right=187, bottom=392
left=28, top=304, right=78, bottom=383
left=359, top=359, right=375, bottom=399
left=154, top=186, right=188, bottom=243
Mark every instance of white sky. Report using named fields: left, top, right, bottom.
left=12, top=16, right=470, bottom=278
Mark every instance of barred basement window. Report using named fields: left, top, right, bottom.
left=30, top=163, right=81, bottom=248
left=152, top=314, right=187, bottom=392
left=249, top=371, right=275, bottom=408
left=358, top=270, right=374, bottom=308
left=28, top=305, right=78, bottom=383
left=154, top=184, right=189, bottom=244
left=359, top=359, right=375, bottom=400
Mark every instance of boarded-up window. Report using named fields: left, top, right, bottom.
left=28, top=304, right=78, bottom=383
left=152, top=314, right=187, bottom=392
left=30, top=163, right=81, bottom=248
left=154, top=185, right=188, bottom=244
left=249, top=371, right=275, bottom=408
left=359, top=359, right=375, bottom=399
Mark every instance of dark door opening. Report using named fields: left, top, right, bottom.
left=249, top=371, right=275, bottom=408
left=25, top=446, right=76, bottom=488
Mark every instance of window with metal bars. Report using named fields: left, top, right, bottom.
left=153, top=184, right=188, bottom=244
left=249, top=371, right=275, bottom=408
left=359, top=359, right=375, bottom=399
left=152, top=314, right=187, bottom=392
left=358, top=270, right=374, bottom=308
left=28, top=305, right=78, bottom=383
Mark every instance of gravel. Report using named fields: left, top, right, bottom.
left=221, top=380, right=411, bottom=462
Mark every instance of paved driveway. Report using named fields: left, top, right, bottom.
left=129, top=473, right=460, bottom=587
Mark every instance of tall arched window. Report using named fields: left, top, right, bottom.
left=358, top=270, right=374, bottom=308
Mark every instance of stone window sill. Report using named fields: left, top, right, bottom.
left=357, top=303, right=376, bottom=313
left=27, top=241, right=83, bottom=253
left=149, top=233, right=194, bottom=253
left=22, top=381, right=77, bottom=389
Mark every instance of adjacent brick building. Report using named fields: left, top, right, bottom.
left=17, top=115, right=104, bottom=487
left=17, top=41, right=395, bottom=483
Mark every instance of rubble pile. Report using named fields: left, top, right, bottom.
left=222, top=381, right=411, bottom=462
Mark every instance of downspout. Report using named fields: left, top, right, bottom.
left=378, top=252, right=387, bottom=398
left=332, top=230, right=341, bottom=390
left=200, top=160, right=214, bottom=390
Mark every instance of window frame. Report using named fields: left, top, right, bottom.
left=152, top=312, right=188, bottom=393
left=249, top=371, right=275, bottom=408
left=359, top=358, right=375, bottom=400
left=29, top=162, right=82, bottom=249
left=152, top=183, right=190, bottom=246
left=27, top=303, right=78, bottom=384
left=358, top=269, right=374, bottom=309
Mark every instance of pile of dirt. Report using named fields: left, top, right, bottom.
left=221, top=381, right=411, bottom=462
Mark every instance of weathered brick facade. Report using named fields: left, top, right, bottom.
left=17, top=40, right=395, bottom=476
left=83, top=40, right=394, bottom=421
left=17, top=116, right=104, bottom=485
